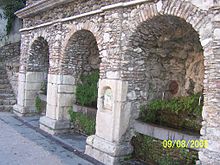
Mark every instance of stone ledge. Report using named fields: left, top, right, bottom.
left=134, top=120, right=200, bottom=150
left=15, top=0, right=75, bottom=18
left=73, top=104, right=97, bottom=118
left=18, top=0, right=151, bottom=31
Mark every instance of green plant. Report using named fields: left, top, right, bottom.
left=145, top=94, right=203, bottom=115
left=0, top=0, right=26, bottom=34
left=40, top=80, right=47, bottom=95
left=68, top=109, right=96, bottom=135
left=35, top=96, right=42, bottom=113
left=158, top=156, right=179, bottom=165
left=131, top=134, right=198, bottom=165
left=139, top=94, right=203, bottom=132
left=76, top=70, right=99, bottom=107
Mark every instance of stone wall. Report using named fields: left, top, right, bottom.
left=5, top=58, right=20, bottom=97
left=0, top=42, right=20, bottom=96
left=0, top=42, right=20, bottom=62
left=28, top=37, right=49, bottom=72
left=23, top=0, right=139, bottom=28
left=14, top=0, right=220, bottom=164
left=0, top=8, right=7, bottom=40
left=122, top=15, right=204, bottom=102
left=62, top=29, right=100, bottom=77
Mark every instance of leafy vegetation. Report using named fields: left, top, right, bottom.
left=35, top=96, right=42, bottom=113
left=76, top=70, right=99, bottom=107
left=68, top=109, right=96, bottom=136
left=139, top=94, right=203, bottom=132
left=0, top=0, right=26, bottom=34
left=131, top=134, right=198, bottom=165
left=40, top=80, right=47, bottom=95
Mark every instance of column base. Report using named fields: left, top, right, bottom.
left=13, top=104, right=38, bottom=117
left=13, top=104, right=30, bottom=116
left=85, top=135, right=133, bottom=165
left=39, top=116, right=71, bottom=135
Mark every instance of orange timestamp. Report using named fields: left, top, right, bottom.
left=162, top=139, right=208, bottom=149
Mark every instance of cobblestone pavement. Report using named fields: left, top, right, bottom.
left=0, top=112, right=93, bottom=165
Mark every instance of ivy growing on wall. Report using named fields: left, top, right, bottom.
left=0, top=0, right=26, bottom=34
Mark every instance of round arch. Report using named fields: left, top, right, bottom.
left=28, top=36, right=49, bottom=73
left=119, top=0, right=214, bottom=164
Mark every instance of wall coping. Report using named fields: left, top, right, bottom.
left=15, top=0, right=75, bottom=18
left=17, top=0, right=151, bottom=32
left=134, top=120, right=200, bottom=150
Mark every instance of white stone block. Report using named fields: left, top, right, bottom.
left=57, top=93, right=74, bottom=107
left=106, top=71, right=120, bottom=79
left=24, top=90, right=37, bottom=100
left=26, top=72, right=45, bottom=83
left=25, top=82, right=42, bottom=91
left=56, top=106, right=71, bottom=121
left=61, top=75, right=75, bottom=85
left=39, top=116, right=70, bottom=135
left=58, top=84, right=75, bottom=93
left=96, top=110, right=114, bottom=141
left=48, top=74, right=58, bottom=84
left=214, top=28, right=220, bottom=39
left=18, top=73, right=26, bottom=82
left=46, top=104, right=57, bottom=120
left=17, top=81, right=25, bottom=106
left=47, top=82, right=58, bottom=106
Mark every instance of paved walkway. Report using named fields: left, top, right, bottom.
left=0, top=112, right=93, bottom=165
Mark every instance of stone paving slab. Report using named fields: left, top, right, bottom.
left=13, top=113, right=147, bottom=165
left=0, top=112, right=94, bottom=165
left=19, top=115, right=87, bottom=153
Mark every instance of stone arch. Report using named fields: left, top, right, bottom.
left=119, top=0, right=213, bottom=163
left=123, top=14, right=204, bottom=119
left=132, top=0, right=208, bottom=32
left=61, top=21, right=103, bottom=57
left=61, top=28, right=101, bottom=108
left=27, top=36, right=50, bottom=99
left=122, top=0, right=211, bottom=120
left=28, top=36, right=49, bottom=73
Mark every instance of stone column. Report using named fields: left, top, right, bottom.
left=39, top=74, right=75, bottom=134
left=13, top=33, right=46, bottom=116
left=13, top=71, right=46, bottom=116
left=199, top=7, right=220, bottom=165
left=85, top=79, right=133, bottom=165
left=85, top=9, right=133, bottom=165
left=39, top=23, right=74, bottom=134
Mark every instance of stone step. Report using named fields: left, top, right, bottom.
left=0, top=79, right=10, bottom=84
left=0, top=75, right=8, bottom=79
left=0, top=99, right=16, bottom=105
left=0, top=93, right=15, bottom=98
left=0, top=105, right=13, bottom=112
left=0, top=88, right=14, bottom=93
left=0, top=70, right=7, bottom=74
left=0, top=84, right=11, bottom=89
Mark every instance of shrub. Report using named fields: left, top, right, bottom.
left=131, top=134, right=198, bottom=165
left=68, top=109, right=96, bottom=136
left=40, top=80, right=47, bottom=95
left=76, top=70, right=99, bottom=107
left=139, top=94, right=203, bottom=132
left=35, top=96, right=42, bottom=113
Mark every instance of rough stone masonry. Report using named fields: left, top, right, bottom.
left=13, top=0, right=220, bottom=164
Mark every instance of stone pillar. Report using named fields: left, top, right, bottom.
left=13, top=71, right=46, bottom=116
left=85, top=79, right=133, bottom=165
left=199, top=7, right=220, bottom=165
left=39, top=74, right=75, bottom=134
